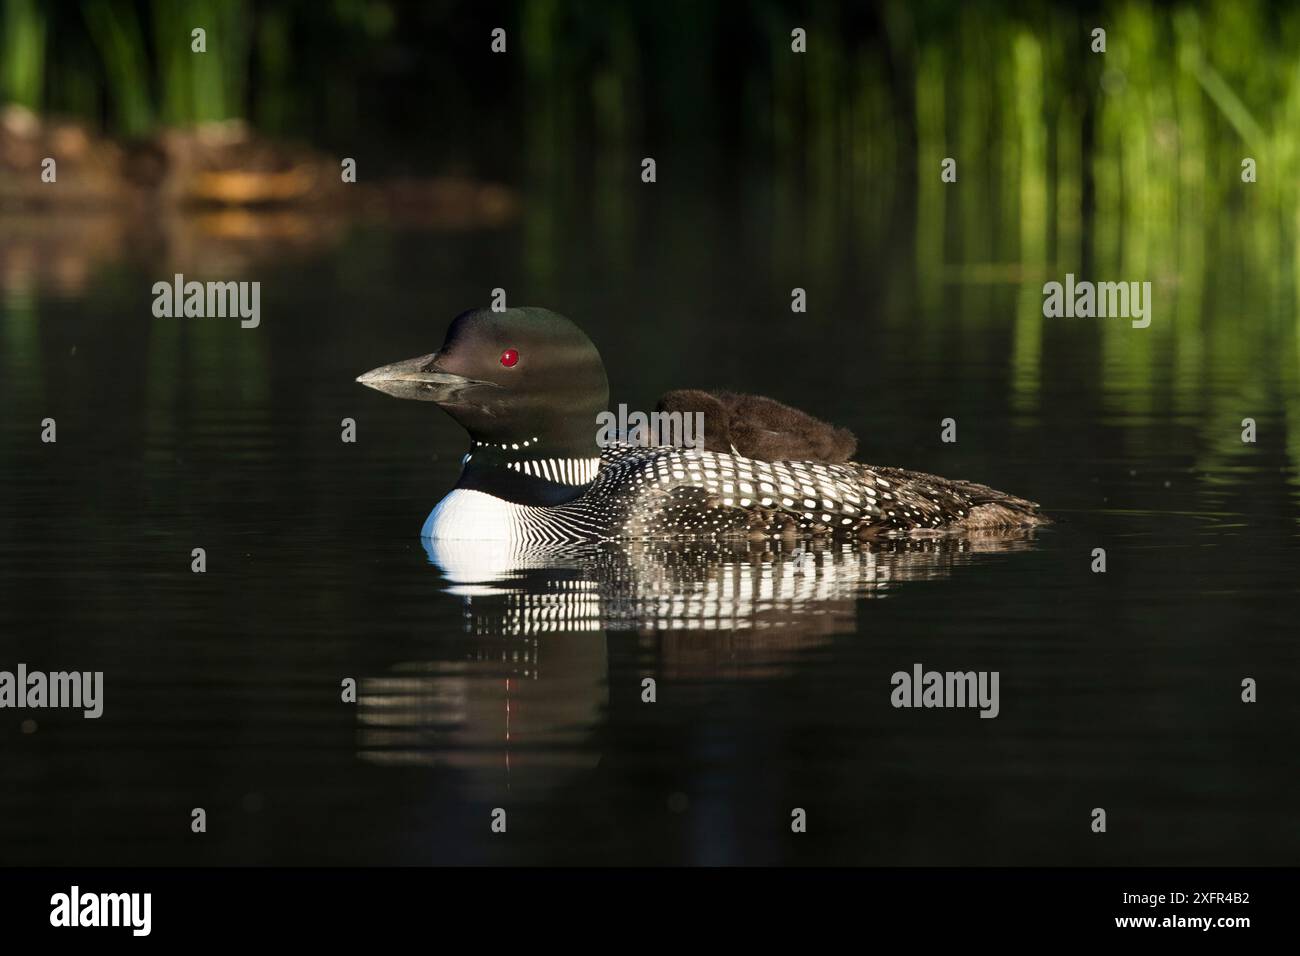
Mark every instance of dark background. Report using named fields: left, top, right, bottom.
left=1, top=0, right=1297, bottom=865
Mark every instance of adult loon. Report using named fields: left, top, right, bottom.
left=357, top=307, right=1046, bottom=542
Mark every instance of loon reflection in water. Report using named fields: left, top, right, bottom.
left=356, top=532, right=1038, bottom=798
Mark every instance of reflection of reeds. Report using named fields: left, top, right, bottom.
left=892, top=2, right=1300, bottom=486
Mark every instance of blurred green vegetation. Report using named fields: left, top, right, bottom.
left=1, top=0, right=394, bottom=136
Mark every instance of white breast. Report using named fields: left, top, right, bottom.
left=421, top=488, right=533, bottom=542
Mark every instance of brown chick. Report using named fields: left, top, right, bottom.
left=654, top=389, right=857, bottom=463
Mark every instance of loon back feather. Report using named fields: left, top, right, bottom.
left=514, top=444, right=1047, bottom=543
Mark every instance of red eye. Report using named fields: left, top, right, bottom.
left=500, top=348, right=519, bottom=368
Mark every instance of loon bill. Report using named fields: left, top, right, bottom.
left=357, top=307, right=1048, bottom=543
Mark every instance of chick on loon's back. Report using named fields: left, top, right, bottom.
left=358, top=307, right=1047, bottom=543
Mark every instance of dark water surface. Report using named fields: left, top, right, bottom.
left=2, top=186, right=1298, bottom=866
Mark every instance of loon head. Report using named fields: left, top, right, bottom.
left=358, top=307, right=609, bottom=501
